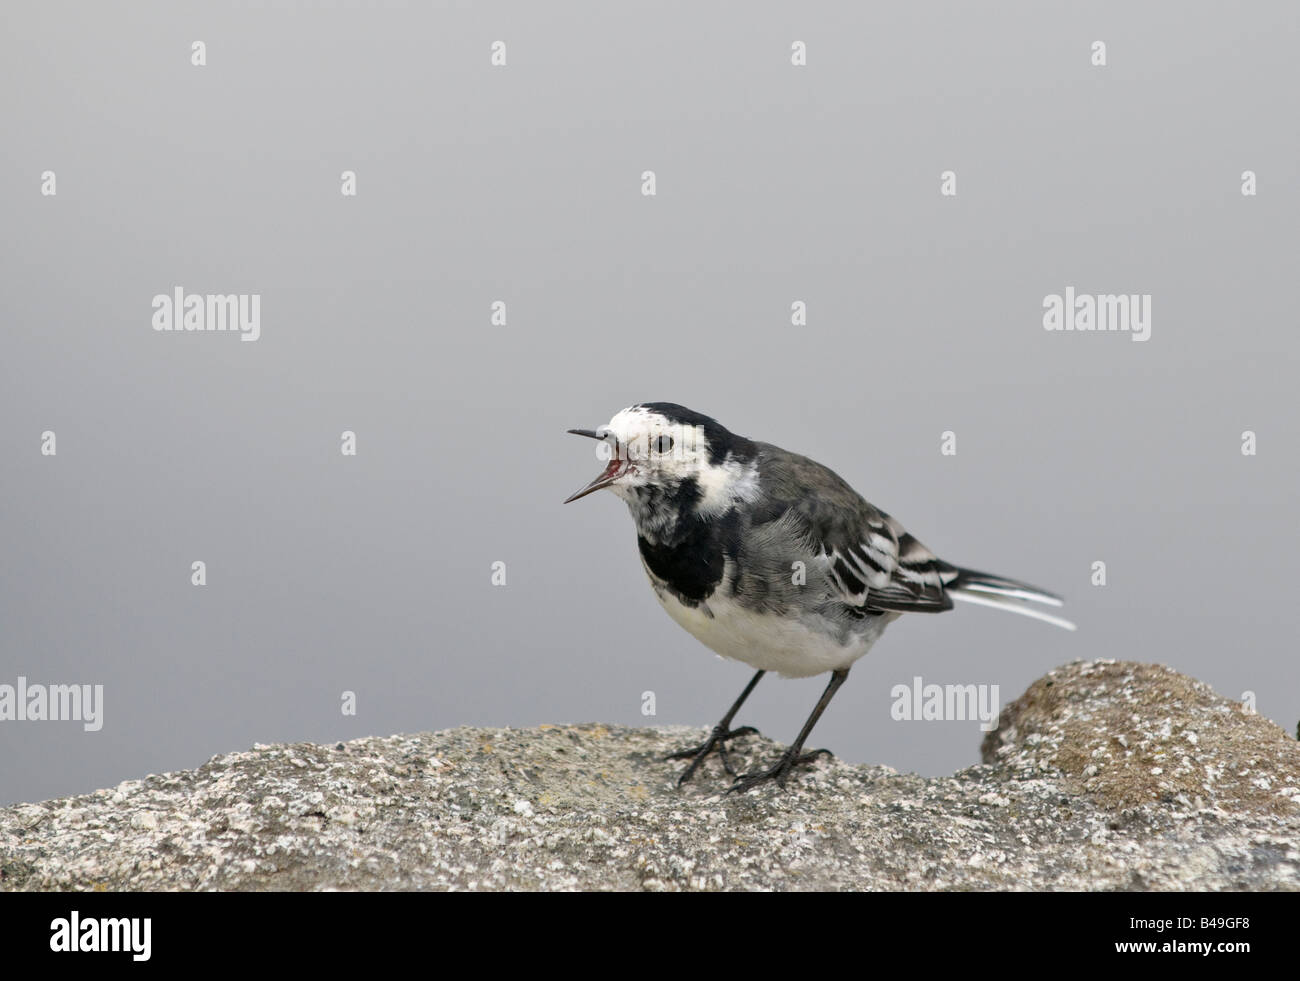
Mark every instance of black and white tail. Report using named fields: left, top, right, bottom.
left=945, top=567, right=1077, bottom=631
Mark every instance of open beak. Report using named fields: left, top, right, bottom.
left=564, top=428, right=628, bottom=503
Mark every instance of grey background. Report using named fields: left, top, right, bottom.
left=2, top=1, right=1297, bottom=806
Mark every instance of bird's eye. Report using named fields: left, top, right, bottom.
left=653, top=435, right=674, bottom=454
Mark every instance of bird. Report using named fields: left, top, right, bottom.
left=564, top=402, right=1075, bottom=792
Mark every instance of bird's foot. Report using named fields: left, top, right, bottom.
left=727, top=747, right=833, bottom=794
left=667, top=725, right=760, bottom=784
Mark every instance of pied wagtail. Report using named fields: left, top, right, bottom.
left=565, top=403, right=1075, bottom=793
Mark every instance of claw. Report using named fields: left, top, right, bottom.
left=666, top=725, right=760, bottom=785
left=727, top=747, right=832, bottom=794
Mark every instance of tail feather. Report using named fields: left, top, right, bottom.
left=945, top=566, right=1076, bottom=631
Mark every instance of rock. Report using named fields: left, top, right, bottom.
left=1, top=659, right=1297, bottom=891
left=981, top=659, right=1300, bottom=815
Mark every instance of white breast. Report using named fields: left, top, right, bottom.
left=648, top=577, right=897, bottom=679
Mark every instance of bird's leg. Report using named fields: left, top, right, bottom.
left=729, top=668, right=848, bottom=794
left=667, top=670, right=765, bottom=784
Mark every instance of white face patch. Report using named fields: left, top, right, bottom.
left=600, top=406, right=697, bottom=459
left=599, top=406, right=757, bottom=515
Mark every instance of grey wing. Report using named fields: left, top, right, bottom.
left=824, top=509, right=958, bottom=613
left=754, top=444, right=958, bottom=614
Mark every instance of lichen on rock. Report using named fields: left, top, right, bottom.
left=1, top=660, right=1297, bottom=891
